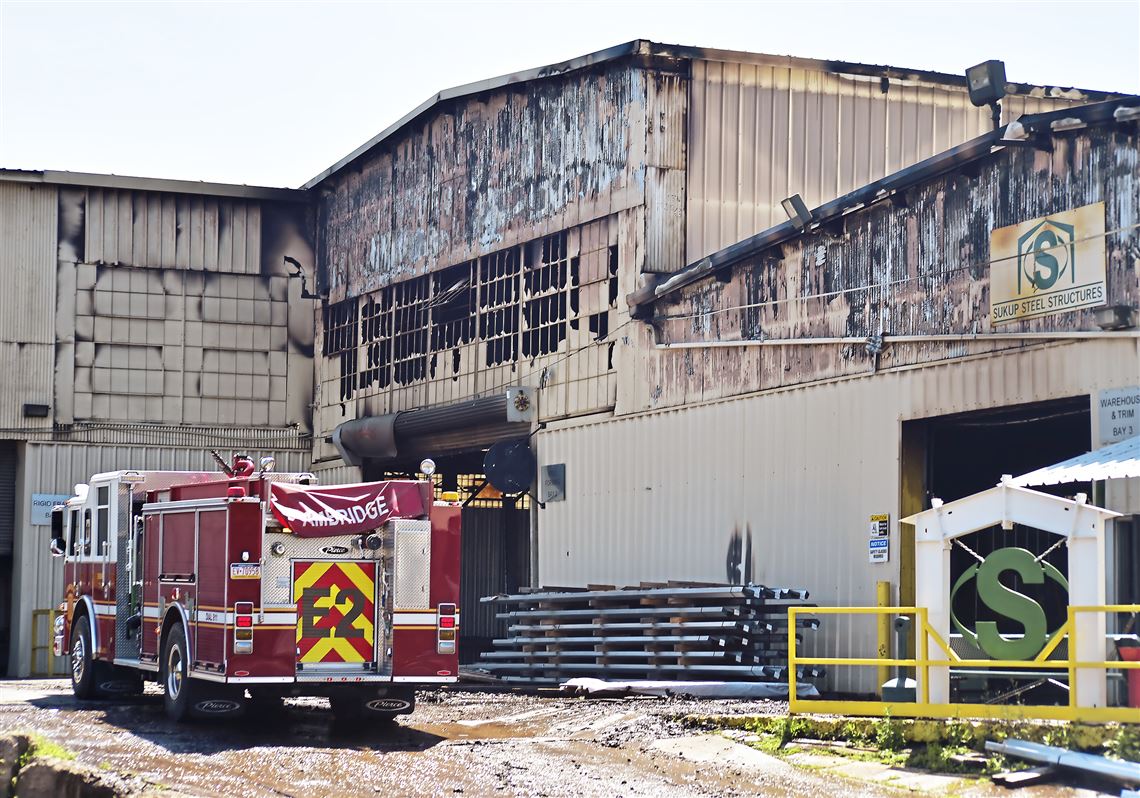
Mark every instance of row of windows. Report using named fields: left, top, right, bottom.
left=323, top=231, right=618, bottom=402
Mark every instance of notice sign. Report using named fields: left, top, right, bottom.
left=869, top=538, right=890, bottom=564
left=990, top=202, right=1106, bottom=325
left=31, top=493, right=71, bottom=526
left=1097, top=386, right=1140, bottom=446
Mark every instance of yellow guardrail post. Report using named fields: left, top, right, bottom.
left=30, top=609, right=58, bottom=677
left=788, top=606, right=799, bottom=712
left=876, top=581, right=890, bottom=694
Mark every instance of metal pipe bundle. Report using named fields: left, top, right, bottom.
left=474, top=582, right=823, bottom=684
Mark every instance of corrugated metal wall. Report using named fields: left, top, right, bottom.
left=685, top=59, right=1080, bottom=262
left=8, top=443, right=311, bottom=677
left=84, top=189, right=262, bottom=273
left=0, top=182, right=56, bottom=431
left=535, top=337, right=1139, bottom=693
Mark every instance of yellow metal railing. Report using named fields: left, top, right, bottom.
left=30, top=609, right=64, bottom=677
left=788, top=604, right=1140, bottom=723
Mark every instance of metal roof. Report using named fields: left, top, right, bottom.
left=1011, top=436, right=1140, bottom=487
left=627, top=97, right=1140, bottom=317
left=0, top=169, right=307, bottom=203
left=303, top=39, right=1123, bottom=190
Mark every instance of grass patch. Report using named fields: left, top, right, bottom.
left=713, top=712, right=1140, bottom=779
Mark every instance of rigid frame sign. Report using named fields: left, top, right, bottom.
left=990, top=202, right=1106, bottom=325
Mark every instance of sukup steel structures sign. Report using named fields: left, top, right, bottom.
left=990, top=202, right=1106, bottom=325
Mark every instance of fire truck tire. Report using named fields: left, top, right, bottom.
left=161, top=624, right=198, bottom=722
left=69, top=614, right=103, bottom=700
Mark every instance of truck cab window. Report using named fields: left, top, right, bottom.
left=83, top=510, right=92, bottom=557
left=69, top=509, right=80, bottom=557
left=96, top=485, right=110, bottom=557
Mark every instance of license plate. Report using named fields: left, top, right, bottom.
left=230, top=563, right=261, bottom=579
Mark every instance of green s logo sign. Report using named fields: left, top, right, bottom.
left=950, top=547, right=1068, bottom=661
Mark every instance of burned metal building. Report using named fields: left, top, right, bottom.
left=303, top=41, right=1120, bottom=667
left=4, top=40, right=1136, bottom=688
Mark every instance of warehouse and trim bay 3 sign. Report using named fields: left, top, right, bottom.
left=990, top=202, right=1106, bottom=325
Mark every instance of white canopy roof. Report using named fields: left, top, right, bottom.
left=1010, top=435, right=1140, bottom=487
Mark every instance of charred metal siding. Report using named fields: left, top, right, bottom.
left=83, top=189, right=262, bottom=273
left=0, top=182, right=56, bottom=431
left=685, top=59, right=1083, bottom=263
left=317, top=62, right=652, bottom=301
left=638, top=123, right=1139, bottom=411
left=54, top=187, right=315, bottom=430
left=537, top=337, right=1140, bottom=693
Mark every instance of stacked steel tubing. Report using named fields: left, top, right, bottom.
left=475, top=582, right=824, bottom=684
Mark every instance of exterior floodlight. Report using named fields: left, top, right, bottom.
left=419, top=458, right=437, bottom=477
left=966, top=60, right=1007, bottom=107
left=259, top=456, right=275, bottom=473
left=966, top=59, right=1006, bottom=130
left=1094, top=305, right=1136, bottom=331
left=780, top=194, right=812, bottom=230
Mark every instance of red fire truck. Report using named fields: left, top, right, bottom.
left=49, top=456, right=460, bottom=723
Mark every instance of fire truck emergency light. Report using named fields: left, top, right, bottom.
left=419, top=459, right=436, bottom=476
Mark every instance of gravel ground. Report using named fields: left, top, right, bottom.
left=0, top=680, right=1116, bottom=797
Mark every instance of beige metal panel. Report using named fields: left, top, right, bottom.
left=537, top=338, right=1138, bottom=692
left=0, top=182, right=56, bottom=430
left=683, top=60, right=1093, bottom=264
left=311, top=462, right=363, bottom=486
left=7, top=442, right=311, bottom=677
left=83, top=189, right=262, bottom=273
left=0, top=183, right=57, bottom=346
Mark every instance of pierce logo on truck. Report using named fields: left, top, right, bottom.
left=293, top=561, right=376, bottom=663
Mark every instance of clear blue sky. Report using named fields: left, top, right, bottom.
left=1, top=0, right=1137, bottom=188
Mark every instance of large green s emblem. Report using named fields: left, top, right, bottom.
left=950, top=547, right=1068, bottom=661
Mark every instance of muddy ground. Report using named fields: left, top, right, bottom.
left=0, top=680, right=1120, bottom=797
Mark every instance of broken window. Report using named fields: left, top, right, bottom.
left=360, top=292, right=392, bottom=390
left=323, top=298, right=358, bottom=401
left=479, top=248, right=520, bottom=367
left=522, top=232, right=570, bottom=358
left=430, top=261, right=475, bottom=354
left=392, top=276, right=430, bottom=385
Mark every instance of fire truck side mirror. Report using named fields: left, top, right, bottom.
left=49, top=507, right=66, bottom=557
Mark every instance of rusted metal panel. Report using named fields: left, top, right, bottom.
left=537, top=336, right=1138, bottom=693
left=637, top=123, right=1139, bottom=412
left=684, top=59, right=1094, bottom=263
left=316, top=63, right=652, bottom=301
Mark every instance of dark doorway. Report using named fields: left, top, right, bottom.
left=365, top=451, right=532, bottom=665
left=902, top=396, right=1092, bottom=702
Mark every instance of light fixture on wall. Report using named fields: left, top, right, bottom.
left=781, top=194, right=813, bottom=231
left=965, top=59, right=1007, bottom=130
left=1094, top=304, right=1137, bottom=331
left=284, top=255, right=326, bottom=300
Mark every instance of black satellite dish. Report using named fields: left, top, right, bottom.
left=483, top=439, right=536, bottom=494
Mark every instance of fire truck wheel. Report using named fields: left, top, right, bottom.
left=161, top=624, right=197, bottom=722
left=69, top=614, right=101, bottom=700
